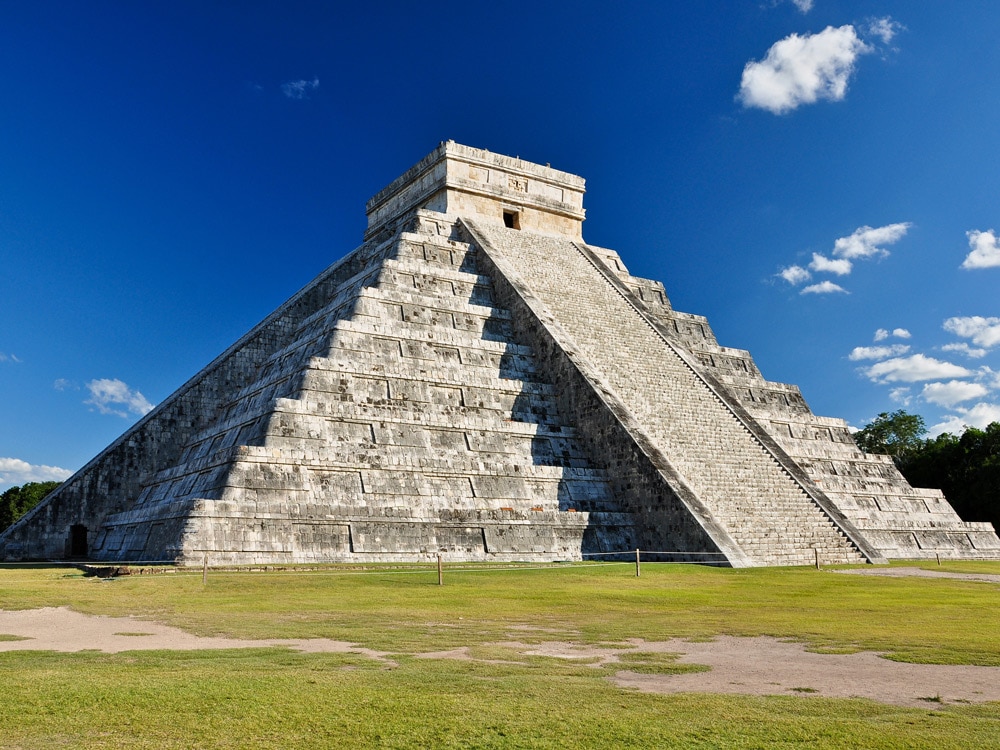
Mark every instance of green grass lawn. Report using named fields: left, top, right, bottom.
left=1, top=561, right=999, bottom=748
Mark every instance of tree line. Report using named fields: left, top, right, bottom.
left=0, top=481, right=61, bottom=534
left=854, top=411, right=1000, bottom=532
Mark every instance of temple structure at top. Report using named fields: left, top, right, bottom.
left=3, top=141, right=997, bottom=566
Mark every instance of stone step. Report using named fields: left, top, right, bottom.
left=332, top=316, right=534, bottom=357
left=378, top=257, right=494, bottom=297
left=329, top=321, right=540, bottom=379
left=137, top=446, right=615, bottom=504
left=300, top=349, right=545, bottom=395
left=393, top=232, right=478, bottom=271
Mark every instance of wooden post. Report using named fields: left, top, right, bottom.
left=437, top=554, right=443, bottom=586
left=202, top=553, right=208, bottom=585
left=635, top=549, right=641, bottom=577
left=936, top=553, right=941, bottom=566
left=814, top=548, right=820, bottom=570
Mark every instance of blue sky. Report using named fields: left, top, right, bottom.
left=2, top=1, right=999, bottom=490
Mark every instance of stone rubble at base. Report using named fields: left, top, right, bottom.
left=2, top=141, right=998, bottom=566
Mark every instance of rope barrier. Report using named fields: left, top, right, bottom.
left=0, top=550, right=733, bottom=582
left=581, top=551, right=727, bottom=557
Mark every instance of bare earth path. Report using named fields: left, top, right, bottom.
left=3, top=607, right=1000, bottom=708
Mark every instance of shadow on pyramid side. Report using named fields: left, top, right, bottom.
left=3, top=142, right=998, bottom=566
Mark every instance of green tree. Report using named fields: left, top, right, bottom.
left=853, top=410, right=927, bottom=465
left=0, top=481, right=61, bottom=534
left=902, top=422, right=1000, bottom=532
left=857, top=412, right=1000, bottom=532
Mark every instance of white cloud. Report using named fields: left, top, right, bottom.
left=865, top=17, right=902, bottom=44
left=848, top=344, right=910, bottom=361
left=791, top=0, right=813, bottom=12
left=281, top=77, right=319, bottom=99
left=779, top=265, right=811, bottom=285
left=53, top=378, right=78, bottom=391
left=941, top=342, right=988, bottom=359
left=0, top=457, right=72, bottom=487
left=738, top=25, right=870, bottom=114
left=0, top=352, right=22, bottom=363
left=961, top=229, right=1000, bottom=270
left=801, top=280, right=847, bottom=294
left=833, top=222, right=911, bottom=259
left=931, top=402, right=1000, bottom=436
left=85, top=378, right=155, bottom=418
left=943, top=316, right=1000, bottom=349
left=863, top=354, right=972, bottom=383
left=809, top=253, right=852, bottom=275
left=982, top=367, right=1000, bottom=390
left=922, top=380, right=989, bottom=408
left=799, top=281, right=849, bottom=294
left=777, top=229, right=909, bottom=300
left=888, top=387, right=912, bottom=406
left=872, top=327, right=909, bottom=341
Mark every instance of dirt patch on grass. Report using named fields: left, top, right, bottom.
left=3, top=607, right=1000, bottom=708
left=416, top=637, right=1000, bottom=707
left=0, top=607, right=394, bottom=664
left=611, top=636, right=1000, bottom=708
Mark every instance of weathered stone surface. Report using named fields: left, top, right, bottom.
left=2, top=141, right=996, bottom=565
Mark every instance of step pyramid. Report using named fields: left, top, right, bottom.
left=3, top=142, right=997, bottom=566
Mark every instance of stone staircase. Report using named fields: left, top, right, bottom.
left=467, top=220, right=868, bottom=566
left=581, top=239, right=1000, bottom=561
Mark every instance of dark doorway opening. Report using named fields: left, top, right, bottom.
left=503, top=210, right=520, bottom=229
left=70, top=524, right=88, bottom=557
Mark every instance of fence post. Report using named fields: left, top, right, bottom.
left=202, top=553, right=208, bottom=585
left=936, top=553, right=941, bottom=566
left=437, top=554, right=443, bottom=586
left=814, top=548, right=820, bottom=570
left=635, top=549, right=641, bottom=577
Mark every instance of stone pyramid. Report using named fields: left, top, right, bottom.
left=3, top=142, right=998, bottom=566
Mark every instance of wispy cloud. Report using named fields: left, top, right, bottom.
left=982, top=367, right=1000, bottom=390
left=931, top=402, right=1000, bottom=436
left=808, top=253, right=851, bottom=275
left=0, top=457, right=72, bottom=487
left=922, top=380, right=989, bottom=408
left=852, top=319, right=998, bottom=428
left=801, top=280, right=847, bottom=295
left=941, top=342, right=988, bottom=359
left=777, top=224, right=909, bottom=296
left=848, top=344, right=910, bottom=361
left=865, top=17, right=903, bottom=45
left=778, top=265, right=811, bottom=285
left=281, top=77, right=319, bottom=100
left=84, top=378, right=155, bottom=418
left=738, top=25, right=870, bottom=114
left=833, top=223, right=911, bottom=259
left=862, top=354, right=972, bottom=383
left=53, top=378, right=78, bottom=391
left=961, top=229, right=1000, bottom=270
left=874, top=327, right=911, bottom=341
left=888, top=387, right=912, bottom=406
left=0, top=352, right=22, bottom=364
left=943, top=316, right=1000, bottom=349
